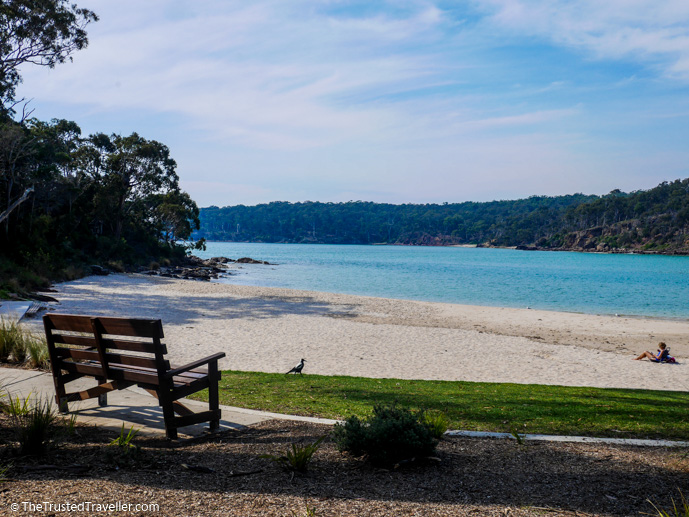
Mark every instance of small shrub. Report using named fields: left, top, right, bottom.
left=420, top=410, right=449, bottom=439
left=149, top=261, right=160, bottom=270
left=261, top=436, right=325, bottom=472
left=15, top=398, right=59, bottom=456
left=332, top=404, right=439, bottom=467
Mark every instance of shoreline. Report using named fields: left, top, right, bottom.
left=212, top=275, right=689, bottom=323
left=24, top=273, right=689, bottom=392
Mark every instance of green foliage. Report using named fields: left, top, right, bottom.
left=0, top=462, right=11, bottom=482
left=1, top=390, right=32, bottom=416
left=26, top=337, right=50, bottom=369
left=196, top=178, right=689, bottom=253
left=510, top=427, right=526, bottom=446
left=332, top=404, right=439, bottom=467
left=0, top=318, right=49, bottom=368
left=14, top=398, right=59, bottom=456
left=292, top=504, right=317, bottom=517
left=0, top=0, right=98, bottom=109
left=648, top=489, right=689, bottom=517
left=261, top=435, right=326, bottom=472
left=104, top=424, right=143, bottom=467
left=197, top=195, right=595, bottom=246
left=420, top=410, right=449, bottom=439
left=110, top=423, right=140, bottom=448
left=0, top=317, right=16, bottom=361
left=0, top=116, right=203, bottom=292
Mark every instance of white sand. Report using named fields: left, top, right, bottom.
left=27, top=274, right=689, bottom=392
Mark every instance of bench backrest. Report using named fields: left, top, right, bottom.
left=43, top=314, right=169, bottom=378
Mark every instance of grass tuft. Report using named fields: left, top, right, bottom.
left=0, top=318, right=50, bottom=368
left=1, top=391, right=32, bottom=416
left=421, top=410, right=450, bottom=439
left=0, top=462, right=11, bottom=483
left=110, top=423, right=140, bottom=448
left=648, top=489, right=689, bottom=516
left=15, top=397, right=59, bottom=456
left=261, top=436, right=325, bottom=472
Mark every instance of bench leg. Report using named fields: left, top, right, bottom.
left=53, top=374, right=68, bottom=414
left=96, top=377, right=108, bottom=407
left=58, top=396, right=69, bottom=414
left=208, top=361, right=220, bottom=432
left=159, top=389, right=178, bottom=440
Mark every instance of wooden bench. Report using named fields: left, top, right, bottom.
left=43, top=313, right=226, bottom=440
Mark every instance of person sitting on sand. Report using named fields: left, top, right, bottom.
left=634, top=342, right=669, bottom=362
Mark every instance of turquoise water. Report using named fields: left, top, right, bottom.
left=196, top=242, right=689, bottom=319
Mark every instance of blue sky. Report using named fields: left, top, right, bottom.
left=17, top=0, right=689, bottom=207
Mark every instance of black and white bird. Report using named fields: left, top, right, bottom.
left=286, top=358, right=306, bottom=375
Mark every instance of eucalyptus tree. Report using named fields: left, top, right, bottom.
left=0, top=0, right=97, bottom=111
left=79, top=132, right=180, bottom=242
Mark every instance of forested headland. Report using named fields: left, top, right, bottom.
left=197, top=179, right=689, bottom=254
left=0, top=1, right=203, bottom=295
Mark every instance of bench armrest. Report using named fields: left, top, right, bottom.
left=163, top=352, right=226, bottom=379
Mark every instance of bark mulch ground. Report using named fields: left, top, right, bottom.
left=1, top=415, right=688, bottom=516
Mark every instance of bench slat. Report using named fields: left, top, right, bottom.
left=55, top=348, right=169, bottom=371
left=61, top=361, right=162, bottom=387
left=95, top=316, right=164, bottom=339
left=44, top=314, right=94, bottom=333
left=107, top=362, right=207, bottom=381
left=50, top=333, right=167, bottom=355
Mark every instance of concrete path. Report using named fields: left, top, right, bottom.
left=0, top=367, right=278, bottom=439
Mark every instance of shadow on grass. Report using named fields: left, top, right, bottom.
left=214, top=373, right=689, bottom=440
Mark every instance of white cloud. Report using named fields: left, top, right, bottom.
left=14, top=0, right=689, bottom=205
left=477, top=0, right=689, bottom=80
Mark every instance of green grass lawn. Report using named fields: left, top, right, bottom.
left=191, top=371, right=689, bottom=441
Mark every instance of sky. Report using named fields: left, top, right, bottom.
left=17, top=0, right=689, bottom=207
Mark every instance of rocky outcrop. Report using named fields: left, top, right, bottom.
left=137, top=256, right=274, bottom=281
left=236, top=257, right=273, bottom=264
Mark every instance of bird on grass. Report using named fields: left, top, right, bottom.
left=286, top=358, right=306, bottom=375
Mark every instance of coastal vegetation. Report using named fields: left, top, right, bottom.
left=197, top=179, right=689, bottom=254
left=332, top=404, right=440, bottom=467
left=0, top=1, right=203, bottom=295
left=193, top=370, right=689, bottom=440
left=0, top=318, right=48, bottom=368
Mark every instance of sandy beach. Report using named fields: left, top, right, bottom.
left=25, top=273, right=689, bottom=392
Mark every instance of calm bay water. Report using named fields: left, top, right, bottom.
left=195, top=242, right=689, bottom=319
